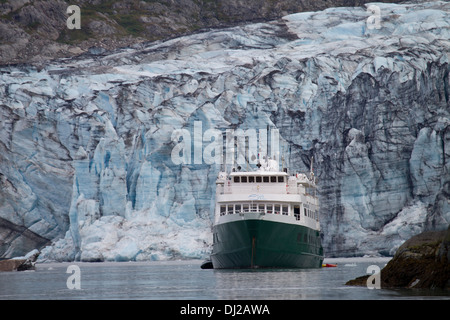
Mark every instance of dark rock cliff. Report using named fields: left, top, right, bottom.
left=346, top=225, right=450, bottom=289
left=1, top=0, right=408, bottom=65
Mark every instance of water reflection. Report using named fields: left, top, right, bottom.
left=213, top=268, right=335, bottom=299
left=1, top=259, right=448, bottom=300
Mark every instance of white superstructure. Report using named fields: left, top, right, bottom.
left=214, top=158, right=320, bottom=231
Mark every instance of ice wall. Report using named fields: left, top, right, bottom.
left=0, top=2, right=449, bottom=260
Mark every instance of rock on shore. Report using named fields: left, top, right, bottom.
left=346, top=225, right=450, bottom=289
left=0, top=249, right=39, bottom=272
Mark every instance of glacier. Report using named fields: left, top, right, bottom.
left=0, top=1, right=449, bottom=261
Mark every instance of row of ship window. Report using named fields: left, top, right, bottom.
left=232, top=176, right=286, bottom=183
left=219, top=203, right=318, bottom=221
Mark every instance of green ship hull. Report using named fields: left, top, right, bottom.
left=211, top=219, right=324, bottom=269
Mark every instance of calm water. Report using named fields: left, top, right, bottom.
left=0, top=257, right=448, bottom=300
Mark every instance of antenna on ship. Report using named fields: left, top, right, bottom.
left=222, top=130, right=227, bottom=174
left=246, top=134, right=250, bottom=172
left=266, top=124, right=269, bottom=160
left=287, top=144, right=291, bottom=174
left=281, top=143, right=288, bottom=174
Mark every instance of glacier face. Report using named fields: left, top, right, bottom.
left=0, top=2, right=449, bottom=260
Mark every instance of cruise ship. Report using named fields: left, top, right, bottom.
left=210, top=157, right=324, bottom=269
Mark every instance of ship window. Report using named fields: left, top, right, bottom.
left=274, top=204, right=280, bottom=214
left=267, top=204, right=273, bottom=214
left=282, top=205, right=288, bottom=215
left=243, top=204, right=249, bottom=212
left=228, top=205, right=234, bottom=215
left=248, top=176, right=255, bottom=183
left=256, top=176, right=262, bottom=183
left=294, top=205, right=300, bottom=220
left=304, top=208, right=307, bottom=216
left=241, top=176, right=247, bottom=183
left=235, top=204, right=241, bottom=213
left=220, top=205, right=226, bottom=216
left=263, top=176, right=269, bottom=183
left=258, top=204, right=265, bottom=212
left=278, top=176, right=284, bottom=183
left=234, top=176, right=240, bottom=183
left=270, top=176, right=277, bottom=183
left=250, top=204, right=257, bottom=212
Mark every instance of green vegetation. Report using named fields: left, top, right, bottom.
left=0, top=0, right=237, bottom=46
left=115, top=14, right=145, bottom=36
left=57, top=27, right=94, bottom=44
left=57, top=1, right=143, bottom=44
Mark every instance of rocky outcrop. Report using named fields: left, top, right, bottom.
left=346, top=225, right=450, bottom=288
left=0, top=249, right=40, bottom=271
left=0, top=217, right=50, bottom=258
left=0, top=0, right=412, bottom=65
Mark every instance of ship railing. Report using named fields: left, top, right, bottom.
left=218, top=184, right=306, bottom=195
left=217, top=185, right=318, bottom=207
left=220, top=207, right=290, bottom=216
left=220, top=208, right=319, bottom=225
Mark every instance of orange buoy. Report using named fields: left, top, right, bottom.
left=322, top=263, right=337, bottom=268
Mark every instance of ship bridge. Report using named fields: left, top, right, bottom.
left=214, top=168, right=320, bottom=230
left=216, top=170, right=317, bottom=198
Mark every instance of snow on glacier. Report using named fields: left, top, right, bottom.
left=0, top=2, right=449, bottom=261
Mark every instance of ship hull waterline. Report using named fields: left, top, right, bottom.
left=211, top=218, right=324, bottom=269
